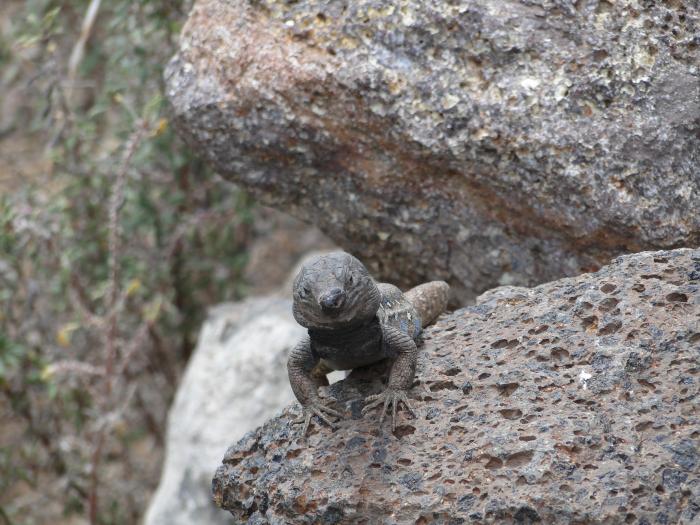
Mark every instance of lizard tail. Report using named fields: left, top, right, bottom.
left=405, top=281, right=450, bottom=328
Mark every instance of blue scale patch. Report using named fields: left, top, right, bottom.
left=413, top=316, right=422, bottom=337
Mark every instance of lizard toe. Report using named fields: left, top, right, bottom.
left=312, top=405, right=340, bottom=426
left=360, top=394, right=386, bottom=415
left=315, top=403, right=344, bottom=419
left=397, top=391, right=416, bottom=418
left=300, top=411, right=313, bottom=437
left=293, top=401, right=343, bottom=437
left=362, top=389, right=416, bottom=429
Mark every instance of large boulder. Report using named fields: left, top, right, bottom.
left=212, top=248, right=700, bottom=524
left=165, top=0, right=700, bottom=302
left=144, top=298, right=303, bottom=525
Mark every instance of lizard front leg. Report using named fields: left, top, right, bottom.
left=287, top=336, right=343, bottom=436
left=361, top=325, right=418, bottom=431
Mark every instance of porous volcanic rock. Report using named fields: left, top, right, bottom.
left=166, top=0, right=700, bottom=302
left=212, top=248, right=700, bottom=524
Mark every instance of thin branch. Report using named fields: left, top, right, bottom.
left=67, top=0, right=102, bottom=95
left=46, top=360, right=105, bottom=378
left=87, top=430, right=105, bottom=525
left=116, top=322, right=150, bottom=376
left=105, top=122, right=149, bottom=398
left=68, top=277, right=104, bottom=329
left=165, top=207, right=239, bottom=257
left=88, top=120, right=149, bottom=525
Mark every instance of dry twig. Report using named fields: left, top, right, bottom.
left=86, top=120, right=150, bottom=525
left=67, top=0, right=102, bottom=96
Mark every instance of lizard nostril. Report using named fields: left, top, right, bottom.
left=320, top=288, right=346, bottom=311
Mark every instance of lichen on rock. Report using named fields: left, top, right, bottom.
left=212, top=248, right=700, bottom=524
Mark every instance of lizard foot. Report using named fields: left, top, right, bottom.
left=293, top=401, right=343, bottom=437
left=361, top=389, right=416, bottom=431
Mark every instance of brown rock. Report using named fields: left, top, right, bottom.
left=212, top=248, right=700, bottom=524
left=243, top=206, right=334, bottom=295
left=166, top=0, right=700, bottom=302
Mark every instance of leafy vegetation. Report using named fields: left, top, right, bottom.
left=0, top=1, right=254, bottom=522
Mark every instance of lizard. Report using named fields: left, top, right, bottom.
left=287, top=251, right=449, bottom=435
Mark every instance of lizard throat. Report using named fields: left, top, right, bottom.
left=307, top=316, right=379, bottom=345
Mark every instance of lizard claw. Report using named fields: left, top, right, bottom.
left=293, top=401, right=344, bottom=436
left=361, top=389, right=416, bottom=431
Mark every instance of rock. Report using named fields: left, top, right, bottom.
left=165, top=0, right=700, bottom=302
left=243, top=206, right=334, bottom=295
left=212, top=248, right=700, bottom=524
left=144, top=298, right=304, bottom=525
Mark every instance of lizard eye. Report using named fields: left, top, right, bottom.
left=347, top=274, right=354, bottom=286
left=299, top=286, right=310, bottom=299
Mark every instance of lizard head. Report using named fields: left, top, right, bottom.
left=292, top=252, right=381, bottom=329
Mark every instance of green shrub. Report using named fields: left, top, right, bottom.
left=0, top=1, right=254, bottom=522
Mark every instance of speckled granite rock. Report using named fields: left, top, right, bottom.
left=165, top=0, right=700, bottom=302
left=212, top=248, right=700, bottom=524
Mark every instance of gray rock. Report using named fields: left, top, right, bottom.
left=213, top=248, right=700, bottom=524
left=243, top=206, right=333, bottom=295
left=165, top=0, right=700, bottom=303
left=144, top=298, right=303, bottom=525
